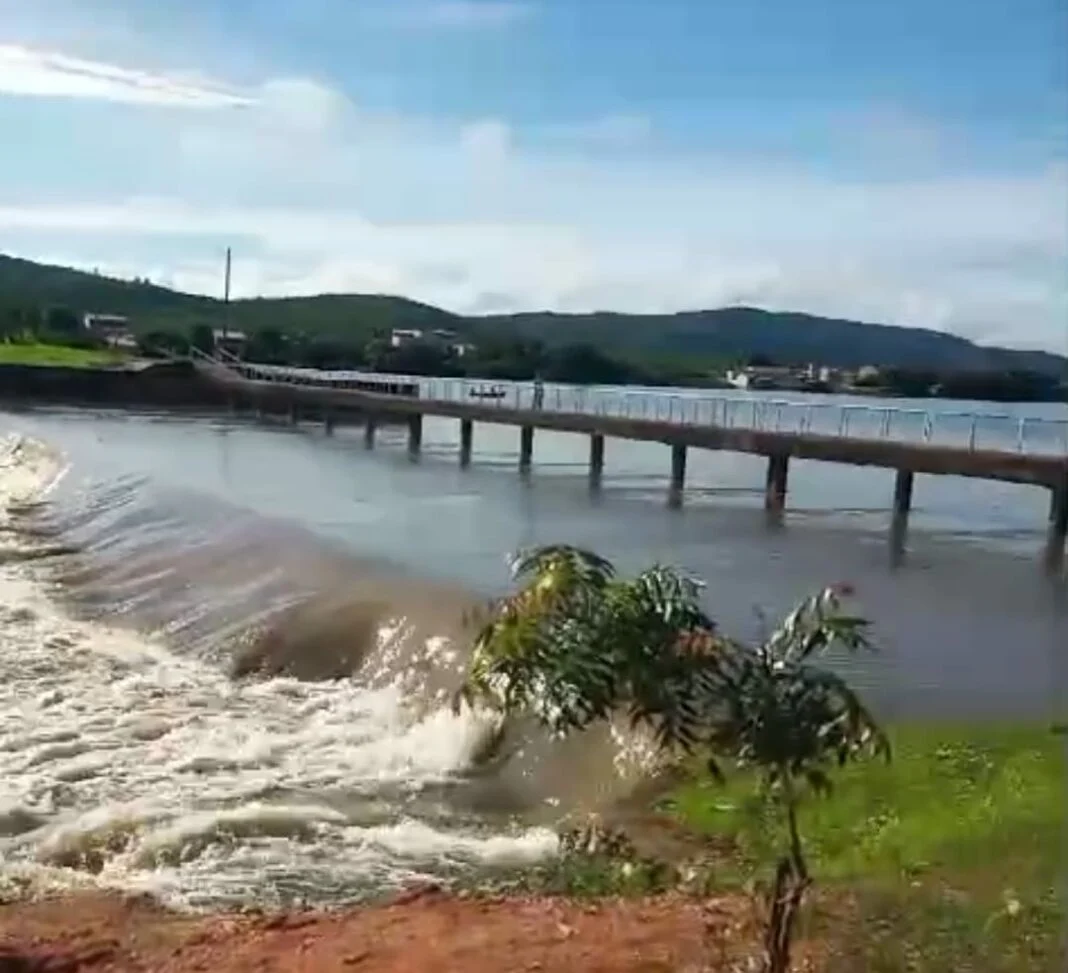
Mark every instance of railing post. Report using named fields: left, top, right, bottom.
left=1016, top=418, right=1027, bottom=453
left=968, top=416, right=978, bottom=451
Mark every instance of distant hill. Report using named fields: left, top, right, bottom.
left=475, top=308, right=1067, bottom=376
left=1, top=253, right=1064, bottom=376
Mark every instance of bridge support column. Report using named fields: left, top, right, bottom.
left=1044, top=482, right=1068, bottom=577
left=288, top=401, right=299, bottom=426
left=668, top=444, right=687, bottom=508
left=519, top=426, right=534, bottom=473
left=324, top=411, right=335, bottom=436
left=408, top=414, right=423, bottom=458
left=364, top=417, right=377, bottom=449
left=890, top=469, right=914, bottom=568
left=765, top=454, right=790, bottom=524
left=460, top=419, right=474, bottom=468
left=589, top=434, right=605, bottom=491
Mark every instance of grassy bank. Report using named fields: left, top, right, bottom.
left=491, top=723, right=1062, bottom=971
left=0, top=342, right=127, bottom=368
left=660, top=722, right=1064, bottom=971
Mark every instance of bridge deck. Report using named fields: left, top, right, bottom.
left=203, top=366, right=1068, bottom=489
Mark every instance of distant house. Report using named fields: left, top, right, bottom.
left=390, top=329, right=424, bottom=348
left=212, top=328, right=248, bottom=358
left=726, top=366, right=807, bottom=391
left=390, top=328, right=469, bottom=356
left=83, top=313, right=137, bottom=349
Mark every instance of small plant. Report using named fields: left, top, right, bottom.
left=457, top=545, right=889, bottom=973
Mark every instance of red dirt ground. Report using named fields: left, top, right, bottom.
left=0, top=887, right=778, bottom=973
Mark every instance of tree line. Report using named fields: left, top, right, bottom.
left=141, top=323, right=722, bottom=388
left=4, top=300, right=1064, bottom=401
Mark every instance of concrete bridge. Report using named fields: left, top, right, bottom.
left=196, top=357, right=1068, bottom=575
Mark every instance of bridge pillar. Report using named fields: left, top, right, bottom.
left=364, top=416, right=377, bottom=449
left=765, top=454, right=790, bottom=524
left=324, top=411, right=335, bottom=436
left=288, top=401, right=299, bottom=425
left=460, top=419, right=474, bottom=468
left=890, top=469, right=915, bottom=568
left=589, top=434, right=605, bottom=491
left=408, top=414, right=423, bottom=458
left=1044, top=482, right=1068, bottom=577
left=519, top=426, right=534, bottom=473
left=668, top=443, right=687, bottom=508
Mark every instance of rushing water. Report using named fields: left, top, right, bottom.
left=0, top=390, right=1065, bottom=910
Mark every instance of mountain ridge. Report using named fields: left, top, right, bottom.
left=1, top=252, right=1064, bottom=376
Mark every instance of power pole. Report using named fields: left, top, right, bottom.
left=222, top=246, right=232, bottom=354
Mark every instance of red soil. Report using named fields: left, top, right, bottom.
left=0, top=887, right=771, bottom=973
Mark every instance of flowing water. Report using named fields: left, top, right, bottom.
left=0, top=394, right=1065, bottom=910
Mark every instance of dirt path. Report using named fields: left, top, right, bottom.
left=0, top=888, right=765, bottom=973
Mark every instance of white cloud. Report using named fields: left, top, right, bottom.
left=0, top=48, right=1064, bottom=351
left=549, top=114, right=653, bottom=148
left=460, top=119, right=512, bottom=165
left=0, top=43, right=251, bottom=108
left=382, top=2, right=536, bottom=29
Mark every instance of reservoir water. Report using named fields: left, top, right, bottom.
left=0, top=390, right=1064, bottom=909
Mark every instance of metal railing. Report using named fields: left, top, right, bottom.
left=197, top=353, right=1068, bottom=458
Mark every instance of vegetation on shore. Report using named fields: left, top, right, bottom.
left=459, top=546, right=891, bottom=972
left=0, top=341, right=126, bottom=368
left=3, top=252, right=1066, bottom=399
left=455, top=545, right=1063, bottom=972
left=663, top=722, right=1062, bottom=972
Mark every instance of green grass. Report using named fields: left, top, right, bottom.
left=661, top=723, right=1065, bottom=971
left=0, top=341, right=127, bottom=368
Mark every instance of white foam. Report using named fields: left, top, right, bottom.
left=0, top=434, right=556, bottom=910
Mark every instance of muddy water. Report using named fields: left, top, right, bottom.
left=0, top=401, right=1064, bottom=909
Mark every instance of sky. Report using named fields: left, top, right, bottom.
left=0, top=0, right=1065, bottom=350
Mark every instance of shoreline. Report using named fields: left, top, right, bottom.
left=0, top=887, right=756, bottom=973
left=0, top=360, right=231, bottom=411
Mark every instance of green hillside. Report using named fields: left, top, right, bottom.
left=1, top=252, right=1064, bottom=376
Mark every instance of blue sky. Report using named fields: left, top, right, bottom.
left=0, top=0, right=1065, bottom=349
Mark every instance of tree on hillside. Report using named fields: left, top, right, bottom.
left=371, top=340, right=458, bottom=376
left=189, top=323, right=216, bottom=355
left=138, top=329, right=189, bottom=358
left=457, top=546, right=889, bottom=973
left=44, top=305, right=82, bottom=336
left=541, top=343, right=636, bottom=385
left=247, top=327, right=288, bottom=364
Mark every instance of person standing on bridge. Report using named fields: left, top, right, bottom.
left=532, top=374, right=545, bottom=411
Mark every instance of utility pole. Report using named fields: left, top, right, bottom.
left=221, top=246, right=232, bottom=355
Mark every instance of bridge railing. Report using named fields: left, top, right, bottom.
left=206, top=356, right=1068, bottom=457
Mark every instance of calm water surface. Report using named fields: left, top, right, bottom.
left=6, top=391, right=1066, bottom=720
